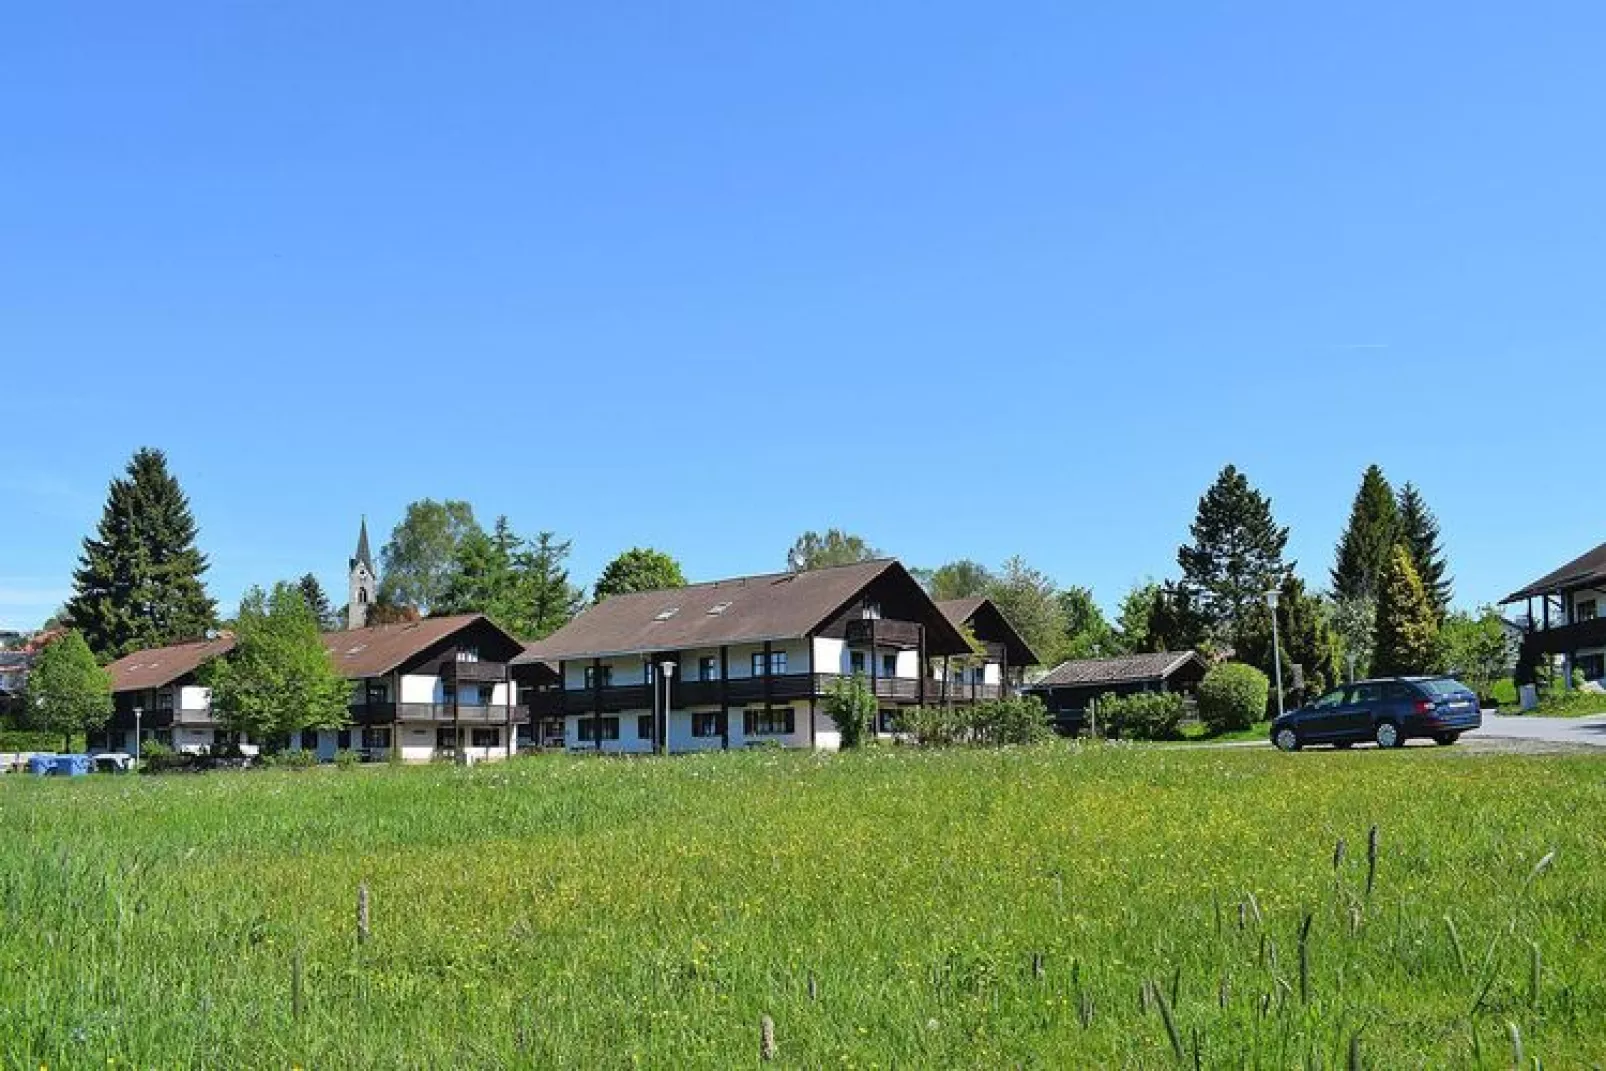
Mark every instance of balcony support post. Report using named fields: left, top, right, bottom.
left=720, top=645, right=730, bottom=750
left=916, top=624, right=926, bottom=708
left=807, top=634, right=817, bottom=748
left=592, top=658, right=603, bottom=751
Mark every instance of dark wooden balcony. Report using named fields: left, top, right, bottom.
left=845, top=619, right=923, bottom=649
left=1520, top=617, right=1606, bottom=658
left=349, top=702, right=530, bottom=724
left=440, top=660, right=510, bottom=683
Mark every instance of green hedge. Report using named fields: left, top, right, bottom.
left=1096, top=691, right=1186, bottom=740
left=1198, top=663, right=1270, bottom=734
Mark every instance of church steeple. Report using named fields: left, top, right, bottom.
left=348, top=516, right=376, bottom=630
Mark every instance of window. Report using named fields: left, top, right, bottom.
left=743, top=707, right=795, bottom=736
left=637, top=714, right=656, bottom=741
left=699, top=656, right=717, bottom=681
left=577, top=717, right=621, bottom=742
left=156, top=689, right=174, bottom=711
left=707, top=601, right=733, bottom=616
left=337, top=729, right=352, bottom=750
left=300, top=729, right=319, bottom=751
left=471, top=728, right=499, bottom=748
left=437, top=727, right=457, bottom=751
left=850, top=651, right=866, bottom=674
left=1577, top=599, right=1599, bottom=623
left=861, top=602, right=881, bottom=620
left=654, top=607, right=680, bottom=621
left=358, top=589, right=368, bottom=604
left=644, top=662, right=655, bottom=683
left=751, top=651, right=788, bottom=676
left=456, top=646, right=480, bottom=663
left=584, top=665, right=613, bottom=689
left=1310, top=689, right=1346, bottom=710
left=881, top=654, right=897, bottom=677
left=1577, top=653, right=1605, bottom=681
left=442, top=683, right=458, bottom=706
left=693, top=712, right=721, bottom=737
left=971, top=666, right=985, bottom=685
left=362, top=727, right=391, bottom=750
left=1384, top=682, right=1417, bottom=702
left=478, top=684, right=495, bottom=706
left=1349, top=683, right=1383, bottom=704
left=153, top=728, right=173, bottom=747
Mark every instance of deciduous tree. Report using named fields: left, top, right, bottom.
left=1234, top=574, right=1342, bottom=706
left=786, top=529, right=880, bottom=572
left=1057, top=585, right=1115, bottom=660
left=1330, top=465, right=1398, bottom=603
left=206, top=583, right=351, bottom=744
left=593, top=547, right=688, bottom=600
left=924, top=560, right=994, bottom=601
left=21, top=630, right=112, bottom=751
left=377, top=499, right=482, bottom=613
left=1177, top=465, right=1291, bottom=642
left=1372, top=546, right=1440, bottom=676
left=67, top=447, right=218, bottom=660
left=1114, top=582, right=1162, bottom=653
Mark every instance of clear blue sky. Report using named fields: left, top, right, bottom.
left=4, top=2, right=1602, bottom=631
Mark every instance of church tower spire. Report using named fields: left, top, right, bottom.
left=348, top=516, right=376, bottom=629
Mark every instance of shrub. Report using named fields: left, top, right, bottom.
left=334, top=748, right=361, bottom=770
left=824, top=674, right=877, bottom=750
left=1096, top=691, right=1186, bottom=740
left=138, top=739, right=185, bottom=773
left=971, top=695, right=1053, bottom=746
left=900, top=705, right=964, bottom=748
left=262, top=748, right=318, bottom=770
left=1198, top=663, right=1270, bottom=733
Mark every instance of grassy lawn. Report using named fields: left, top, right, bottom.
left=3, top=745, right=1604, bottom=1067
left=1180, top=720, right=1271, bottom=743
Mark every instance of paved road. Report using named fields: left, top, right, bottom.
left=1472, top=711, right=1606, bottom=748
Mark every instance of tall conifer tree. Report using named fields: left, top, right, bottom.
left=1177, top=465, right=1291, bottom=641
left=67, top=448, right=217, bottom=660
left=1397, top=482, right=1452, bottom=621
left=1372, top=545, right=1440, bottom=675
left=1330, top=465, right=1398, bottom=602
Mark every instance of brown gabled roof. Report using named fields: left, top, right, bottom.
left=1030, top=650, right=1204, bottom=690
left=321, top=614, right=510, bottom=677
left=107, top=613, right=514, bottom=692
left=107, top=635, right=237, bottom=693
left=935, top=597, right=1041, bottom=668
left=1503, top=540, right=1606, bottom=603
left=515, top=559, right=968, bottom=663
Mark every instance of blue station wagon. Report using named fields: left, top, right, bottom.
left=1271, top=677, right=1481, bottom=751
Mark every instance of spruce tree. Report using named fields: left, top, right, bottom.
left=1330, top=465, right=1398, bottom=602
left=1233, top=575, right=1342, bottom=705
left=1372, top=545, right=1440, bottom=676
left=67, top=447, right=217, bottom=660
left=297, top=574, right=337, bottom=631
left=1177, top=465, right=1291, bottom=641
left=1397, top=483, right=1452, bottom=621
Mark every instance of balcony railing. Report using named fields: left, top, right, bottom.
left=538, top=673, right=1008, bottom=714
left=439, top=660, right=509, bottom=683
left=349, top=702, right=530, bottom=724
left=844, top=619, right=923, bottom=649
left=1520, top=617, right=1606, bottom=657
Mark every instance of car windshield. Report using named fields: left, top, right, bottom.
left=1420, top=678, right=1472, bottom=696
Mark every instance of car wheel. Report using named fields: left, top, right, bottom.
left=1274, top=727, right=1300, bottom=752
left=1433, top=733, right=1459, bottom=746
left=1374, top=721, right=1402, bottom=749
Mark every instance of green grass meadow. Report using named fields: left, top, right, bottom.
left=3, top=745, right=1604, bottom=1067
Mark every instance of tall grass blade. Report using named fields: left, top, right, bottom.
left=1366, top=825, right=1379, bottom=900
left=1152, top=978, right=1185, bottom=1062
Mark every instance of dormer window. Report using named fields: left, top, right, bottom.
left=861, top=602, right=881, bottom=620
left=654, top=607, right=680, bottom=621
left=707, top=601, right=733, bottom=616
left=456, top=646, right=480, bottom=663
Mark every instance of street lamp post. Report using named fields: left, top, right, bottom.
left=133, top=706, right=143, bottom=767
left=658, top=661, right=677, bottom=756
left=1266, top=590, right=1285, bottom=720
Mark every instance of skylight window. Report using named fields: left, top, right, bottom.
left=707, top=601, right=733, bottom=615
left=654, top=607, right=681, bottom=621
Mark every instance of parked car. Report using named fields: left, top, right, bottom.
left=1271, top=677, right=1481, bottom=751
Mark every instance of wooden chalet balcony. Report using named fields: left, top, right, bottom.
left=439, top=660, right=509, bottom=683
left=1520, top=617, right=1606, bottom=657
left=350, top=702, right=530, bottom=724
left=170, top=707, right=217, bottom=726
left=541, top=672, right=981, bottom=714
left=844, top=619, right=923, bottom=649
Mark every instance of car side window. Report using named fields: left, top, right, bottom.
left=1384, top=682, right=1416, bottom=702
left=1311, top=689, right=1347, bottom=709
left=1350, top=683, right=1383, bottom=704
